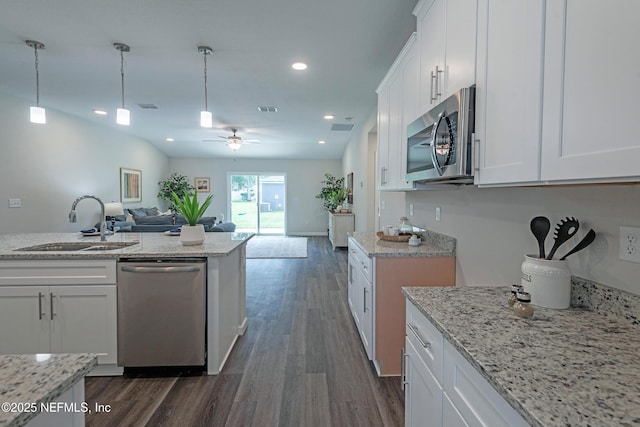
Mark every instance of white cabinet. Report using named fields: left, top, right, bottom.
left=415, top=0, right=477, bottom=113
left=328, top=213, right=354, bottom=250
left=475, top=0, right=545, bottom=185
left=377, top=34, right=418, bottom=191
left=404, top=336, right=443, bottom=427
left=27, top=380, right=85, bottom=427
left=403, top=299, right=528, bottom=427
left=347, top=239, right=374, bottom=359
left=540, top=0, right=640, bottom=182
left=0, top=260, right=118, bottom=371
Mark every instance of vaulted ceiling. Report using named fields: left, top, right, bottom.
left=0, top=0, right=417, bottom=159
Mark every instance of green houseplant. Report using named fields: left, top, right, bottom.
left=315, top=173, right=346, bottom=212
left=330, top=187, right=348, bottom=211
left=171, top=191, right=214, bottom=245
left=158, top=173, right=194, bottom=211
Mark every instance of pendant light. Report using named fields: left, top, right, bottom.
left=114, top=42, right=131, bottom=126
left=26, top=40, right=46, bottom=124
left=198, top=45, right=213, bottom=128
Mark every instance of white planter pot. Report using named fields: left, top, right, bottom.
left=521, top=255, right=571, bottom=309
left=180, top=224, right=205, bottom=246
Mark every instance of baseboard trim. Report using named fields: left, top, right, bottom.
left=287, top=232, right=327, bottom=237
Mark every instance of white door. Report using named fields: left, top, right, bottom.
left=541, top=0, right=640, bottom=181
left=418, top=0, right=446, bottom=111
left=405, top=337, right=443, bottom=427
left=0, top=286, right=50, bottom=354
left=442, top=0, right=477, bottom=99
left=475, top=0, right=545, bottom=185
left=377, top=84, right=392, bottom=190
left=49, top=285, right=117, bottom=364
left=387, top=69, right=405, bottom=189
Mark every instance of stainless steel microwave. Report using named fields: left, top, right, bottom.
left=406, top=86, right=475, bottom=183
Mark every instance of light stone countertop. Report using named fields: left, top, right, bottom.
left=349, top=230, right=455, bottom=257
left=0, top=232, right=254, bottom=260
left=0, top=353, right=97, bottom=427
left=402, top=286, right=640, bottom=427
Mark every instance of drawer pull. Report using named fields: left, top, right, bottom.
left=401, top=347, right=409, bottom=391
left=408, top=323, right=430, bottom=348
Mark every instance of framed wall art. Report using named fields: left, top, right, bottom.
left=195, top=177, right=211, bottom=193
left=120, top=167, right=142, bottom=202
left=347, top=172, right=353, bottom=204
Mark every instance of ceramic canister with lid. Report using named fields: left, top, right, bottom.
left=521, top=255, right=571, bottom=309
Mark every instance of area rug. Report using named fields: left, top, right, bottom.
left=246, top=236, right=308, bottom=259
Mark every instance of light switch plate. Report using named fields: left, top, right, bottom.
left=619, top=226, right=640, bottom=263
left=409, top=203, right=414, bottom=216
left=8, top=199, right=21, bottom=208
left=435, top=206, right=441, bottom=221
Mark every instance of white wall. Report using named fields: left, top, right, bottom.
left=167, top=157, right=341, bottom=235
left=0, top=92, right=169, bottom=233
left=406, top=184, right=640, bottom=295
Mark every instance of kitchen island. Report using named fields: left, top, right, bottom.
left=0, top=353, right=97, bottom=427
left=403, top=285, right=640, bottom=427
left=0, top=232, right=253, bottom=376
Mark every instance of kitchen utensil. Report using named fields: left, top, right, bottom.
left=560, top=229, right=596, bottom=260
left=530, top=216, right=551, bottom=259
left=546, top=217, right=580, bottom=260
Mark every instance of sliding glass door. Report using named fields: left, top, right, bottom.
left=230, top=174, right=286, bottom=235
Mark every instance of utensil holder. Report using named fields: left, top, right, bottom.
left=521, top=255, right=571, bottom=309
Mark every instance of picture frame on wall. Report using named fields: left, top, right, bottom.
left=195, top=177, right=211, bottom=193
left=347, top=172, right=353, bottom=204
left=120, top=167, right=142, bottom=203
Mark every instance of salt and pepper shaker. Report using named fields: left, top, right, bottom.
left=508, top=284, right=524, bottom=306
left=513, top=291, right=534, bottom=318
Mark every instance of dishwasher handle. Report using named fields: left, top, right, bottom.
left=120, top=265, right=201, bottom=274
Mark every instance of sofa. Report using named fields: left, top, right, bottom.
left=100, top=207, right=236, bottom=233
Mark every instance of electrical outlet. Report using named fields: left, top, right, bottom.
left=436, top=206, right=441, bottom=222
left=409, top=203, right=414, bottom=216
left=8, top=199, right=21, bottom=208
left=619, top=226, right=640, bottom=263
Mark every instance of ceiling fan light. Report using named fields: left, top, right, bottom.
left=30, top=106, right=46, bottom=124
left=116, top=108, right=130, bottom=126
left=200, top=110, right=213, bottom=128
left=228, top=142, right=242, bottom=151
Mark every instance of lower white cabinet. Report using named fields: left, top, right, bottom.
left=0, top=260, right=117, bottom=371
left=329, top=213, right=355, bottom=250
left=27, top=380, right=85, bottom=427
left=404, top=299, right=528, bottom=427
left=348, top=240, right=374, bottom=359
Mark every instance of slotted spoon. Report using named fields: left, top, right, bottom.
left=546, top=217, right=580, bottom=260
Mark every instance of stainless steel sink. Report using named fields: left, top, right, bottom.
left=15, top=241, right=139, bottom=252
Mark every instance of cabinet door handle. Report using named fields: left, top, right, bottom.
left=363, top=288, right=367, bottom=313
left=401, top=347, right=409, bottom=391
left=408, top=323, right=430, bottom=348
left=430, top=70, right=436, bottom=104
left=50, top=293, right=55, bottom=320
left=473, top=133, right=480, bottom=172
left=434, top=65, right=443, bottom=100
left=38, top=292, right=45, bottom=320
left=380, top=167, right=387, bottom=186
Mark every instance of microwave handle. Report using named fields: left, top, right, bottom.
left=431, top=115, right=447, bottom=176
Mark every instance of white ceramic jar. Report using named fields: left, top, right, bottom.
left=521, top=255, right=571, bottom=309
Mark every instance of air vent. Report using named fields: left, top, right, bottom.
left=137, top=103, right=158, bottom=109
left=330, top=123, right=354, bottom=131
left=258, top=106, right=278, bottom=112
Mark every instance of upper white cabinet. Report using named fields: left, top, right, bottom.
left=377, top=34, right=418, bottom=191
left=540, top=0, right=640, bottom=182
left=415, top=0, right=477, bottom=113
left=475, top=0, right=545, bottom=185
left=476, top=0, right=640, bottom=186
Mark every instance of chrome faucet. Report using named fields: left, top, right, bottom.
left=69, top=195, right=107, bottom=241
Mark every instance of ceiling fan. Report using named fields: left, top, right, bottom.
left=204, top=129, right=260, bottom=151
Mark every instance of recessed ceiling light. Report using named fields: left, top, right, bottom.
left=165, top=137, right=174, bottom=142
left=324, top=115, right=334, bottom=120
left=93, top=109, right=107, bottom=116
left=292, top=62, right=307, bottom=71
left=318, top=140, right=326, bottom=144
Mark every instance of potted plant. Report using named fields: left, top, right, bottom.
left=171, top=191, right=214, bottom=246
left=315, top=173, right=346, bottom=212
left=158, top=173, right=194, bottom=212
left=330, top=187, right=348, bottom=212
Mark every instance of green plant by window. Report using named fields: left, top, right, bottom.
left=158, top=173, right=194, bottom=211
left=171, top=192, right=214, bottom=226
left=315, top=173, right=346, bottom=212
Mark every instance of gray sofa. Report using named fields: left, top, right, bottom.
left=101, top=207, right=236, bottom=233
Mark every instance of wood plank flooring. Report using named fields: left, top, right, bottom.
left=85, top=237, right=404, bottom=427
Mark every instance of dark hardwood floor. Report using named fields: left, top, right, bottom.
left=85, top=237, right=404, bottom=427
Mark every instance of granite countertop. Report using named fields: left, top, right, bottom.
left=402, top=286, right=640, bottom=427
left=349, top=230, right=455, bottom=257
left=0, top=232, right=254, bottom=260
left=0, top=353, right=97, bottom=427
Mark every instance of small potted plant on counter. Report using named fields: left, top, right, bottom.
left=171, top=191, right=214, bottom=246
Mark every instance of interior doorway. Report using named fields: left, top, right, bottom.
left=229, top=173, right=286, bottom=235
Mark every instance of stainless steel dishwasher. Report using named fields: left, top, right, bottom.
left=117, top=258, right=206, bottom=367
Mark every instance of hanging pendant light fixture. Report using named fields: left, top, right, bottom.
left=114, top=42, right=131, bottom=126
left=26, top=40, right=46, bottom=124
left=198, top=45, right=213, bottom=128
